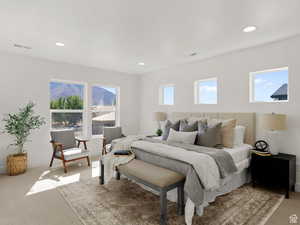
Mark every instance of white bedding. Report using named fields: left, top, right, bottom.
left=224, top=144, right=252, bottom=164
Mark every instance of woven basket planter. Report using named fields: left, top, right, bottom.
left=7, top=153, right=27, bottom=176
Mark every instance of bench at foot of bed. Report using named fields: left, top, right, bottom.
left=116, top=159, right=185, bottom=225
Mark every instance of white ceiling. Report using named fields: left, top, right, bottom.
left=0, top=0, right=300, bottom=74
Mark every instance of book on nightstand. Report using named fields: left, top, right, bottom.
left=250, top=149, right=271, bottom=156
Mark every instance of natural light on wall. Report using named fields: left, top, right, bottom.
left=159, top=85, right=174, bottom=105
left=250, top=67, right=288, bottom=102
left=194, top=78, right=218, bottom=104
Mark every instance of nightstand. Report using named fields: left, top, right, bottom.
left=251, top=153, right=296, bottom=198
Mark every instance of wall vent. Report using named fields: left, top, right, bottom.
left=14, top=43, right=32, bottom=50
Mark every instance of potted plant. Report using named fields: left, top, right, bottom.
left=2, top=102, right=45, bottom=176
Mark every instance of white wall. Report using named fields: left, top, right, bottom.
left=0, top=51, right=140, bottom=172
left=139, top=35, right=300, bottom=189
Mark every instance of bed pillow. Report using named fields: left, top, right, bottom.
left=179, top=119, right=198, bottom=132
left=196, top=122, right=222, bottom=148
left=233, top=125, right=246, bottom=146
left=209, top=119, right=237, bottom=148
left=162, top=120, right=180, bottom=140
left=167, top=128, right=198, bottom=145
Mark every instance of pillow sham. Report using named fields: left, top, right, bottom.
left=233, top=125, right=246, bottom=147
left=196, top=122, right=222, bottom=148
left=209, top=119, right=237, bottom=148
left=167, top=128, right=198, bottom=145
left=162, top=120, right=180, bottom=140
left=179, top=119, right=198, bottom=132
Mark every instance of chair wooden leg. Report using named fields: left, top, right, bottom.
left=102, top=146, right=106, bottom=155
left=49, top=155, right=55, bottom=167
left=62, top=160, right=67, bottom=173
left=87, top=156, right=91, bottom=167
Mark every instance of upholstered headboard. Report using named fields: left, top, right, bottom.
left=169, top=112, right=256, bottom=146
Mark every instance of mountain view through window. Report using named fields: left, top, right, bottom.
left=91, top=86, right=117, bottom=135
left=50, top=81, right=84, bottom=134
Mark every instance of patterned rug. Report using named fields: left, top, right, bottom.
left=58, top=178, right=284, bottom=225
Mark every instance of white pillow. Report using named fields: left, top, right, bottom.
left=167, top=128, right=197, bottom=145
left=233, top=126, right=246, bottom=146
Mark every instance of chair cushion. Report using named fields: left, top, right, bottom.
left=118, top=160, right=185, bottom=188
left=55, top=148, right=89, bottom=161
left=51, top=130, right=77, bottom=149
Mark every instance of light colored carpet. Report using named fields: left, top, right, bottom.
left=58, top=177, right=284, bottom=225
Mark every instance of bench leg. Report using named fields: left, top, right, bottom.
left=160, top=190, right=167, bottom=225
left=177, top=183, right=184, bottom=215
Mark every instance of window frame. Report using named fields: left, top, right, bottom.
left=49, top=79, right=88, bottom=137
left=194, top=77, right=218, bottom=105
left=249, top=67, right=289, bottom=103
left=159, top=84, right=175, bottom=105
left=90, top=84, right=120, bottom=138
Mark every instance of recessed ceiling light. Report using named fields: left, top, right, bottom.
left=55, top=42, right=65, bottom=47
left=243, top=26, right=257, bottom=33
left=138, top=62, right=145, bottom=66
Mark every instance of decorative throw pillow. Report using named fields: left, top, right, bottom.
left=162, top=120, right=180, bottom=140
left=209, top=119, right=237, bottom=148
left=233, top=125, right=246, bottom=146
left=197, top=122, right=222, bottom=148
left=167, top=128, right=198, bottom=145
left=179, top=119, right=198, bottom=132
left=187, top=117, right=207, bottom=125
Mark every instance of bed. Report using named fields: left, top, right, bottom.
left=131, top=112, right=256, bottom=222
left=102, top=112, right=256, bottom=224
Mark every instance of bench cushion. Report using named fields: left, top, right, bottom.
left=118, top=160, right=185, bottom=188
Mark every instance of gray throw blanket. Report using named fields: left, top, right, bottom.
left=144, top=138, right=237, bottom=178
left=131, top=138, right=238, bottom=206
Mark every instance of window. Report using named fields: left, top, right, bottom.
left=50, top=81, right=86, bottom=136
left=91, top=86, right=119, bottom=136
left=159, top=85, right=174, bottom=105
left=250, top=67, right=288, bottom=102
left=194, top=78, right=218, bottom=104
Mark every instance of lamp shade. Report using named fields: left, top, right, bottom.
left=260, top=113, right=287, bottom=131
left=154, top=112, right=167, bottom=121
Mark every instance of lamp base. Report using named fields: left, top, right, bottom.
left=267, top=131, right=280, bottom=155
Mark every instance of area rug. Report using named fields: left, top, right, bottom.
left=58, top=178, right=284, bottom=225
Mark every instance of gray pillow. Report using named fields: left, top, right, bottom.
left=167, top=128, right=198, bottom=145
left=179, top=120, right=198, bottom=132
left=162, top=120, right=180, bottom=140
left=197, top=122, right=222, bottom=148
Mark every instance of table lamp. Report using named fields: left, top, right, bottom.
left=154, top=112, right=167, bottom=136
left=260, top=113, right=287, bottom=155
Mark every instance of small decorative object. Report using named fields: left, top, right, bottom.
left=113, top=150, right=132, bottom=155
left=260, top=113, right=287, bottom=155
left=156, top=128, right=163, bottom=136
left=251, top=140, right=271, bottom=156
left=2, top=102, right=45, bottom=175
left=154, top=112, right=167, bottom=136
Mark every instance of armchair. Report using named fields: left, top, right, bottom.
left=50, top=130, right=90, bottom=173
left=101, top=127, right=125, bottom=155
